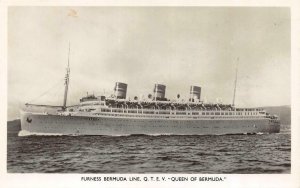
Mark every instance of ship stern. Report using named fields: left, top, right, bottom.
left=269, top=119, right=280, bottom=133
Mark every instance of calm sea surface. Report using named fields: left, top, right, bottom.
left=7, top=126, right=291, bottom=173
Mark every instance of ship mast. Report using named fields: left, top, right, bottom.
left=232, top=58, right=239, bottom=107
left=62, top=43, right=71, bottom=110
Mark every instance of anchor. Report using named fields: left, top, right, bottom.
left=26, top=117, right=32, bottom=123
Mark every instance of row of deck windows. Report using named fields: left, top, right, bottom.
left=99, top=108, right=261, bottom=116
left=91, top=113, right=265, bottom=119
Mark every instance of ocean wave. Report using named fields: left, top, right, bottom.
left=9, top=131, right=290, bottom=173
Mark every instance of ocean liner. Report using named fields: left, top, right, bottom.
left=19, top=50, right=280, bottom=136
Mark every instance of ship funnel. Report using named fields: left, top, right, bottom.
left=153, top=84, right=166, bottom=100
left=189, top=86, right=201, bottom=102
left=114, top=82, right=127, bottom=99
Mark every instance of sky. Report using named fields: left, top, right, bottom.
left=7, top=7, right=290, bottom=120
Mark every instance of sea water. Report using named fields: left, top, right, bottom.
left=7, top=125, right=291, bottom=173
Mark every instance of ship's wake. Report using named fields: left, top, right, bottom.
left=17, top=131, right=271, bottom=137
left=18, top=130, right=63, bottom=137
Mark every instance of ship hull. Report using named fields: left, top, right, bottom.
left=20, top=111, right=280, bottom=136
